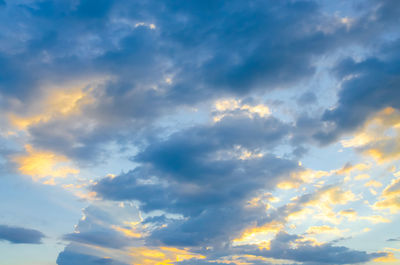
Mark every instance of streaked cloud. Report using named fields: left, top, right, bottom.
left=0, top=225, right=45, bottom=244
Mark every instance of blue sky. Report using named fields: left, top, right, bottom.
left=1, top=1, right=400, bottom=264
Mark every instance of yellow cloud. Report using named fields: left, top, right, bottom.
left=111, top=225, right=143, bottom=238
left=246, top=193, right=278, bottom=208
left=354, top=174, right=370, bottom=180
left=277, top=162, right=372, bottom=191
left=374, top=177, right=400, bottom=213
left=8, top=81, right=97, bottom=130
left=128, top=246, right=205, bottom=265
left=365, top=180, right=383, bottom=188
left=310, top=186, right=356, bottom=206
left=341, top=107, right=400, bottom=163
left=277, top=168, right=330, bottom=190
left=335, top=162, right=371, bottom=175
left=12, top=145, right=79, bottom=183
left=373, top=252, right=398, bottom=263
left=213, top=98, right=270, bottom=122
left=306, top=225, right=344, bottom=236
left=233, top=221, right=283, bottom=246
left=289, top=187, right=357, bottom=224
left=339, top=209, right=357, bottom=221
left=360, top=215, right=391, bottom=224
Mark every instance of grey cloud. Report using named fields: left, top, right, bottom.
left=316, top=39, right=400, bottom=143
left=0, top=224, right=45, bottom=244
left=57, top=250, right=129, bottom=265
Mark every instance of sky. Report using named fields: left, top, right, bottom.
left=0, top=0, right=400, bottom=265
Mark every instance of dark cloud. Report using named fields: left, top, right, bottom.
left=1, top=0, right=382, bottom=163
left=61, top=204, right=133, bottom=249
left=297, top=91, right=317, bottom=105
left=0, top=224, right=45, bottom=244
left=62, top=231, right=129, bottom=249
left=1, top=1, right=399, bottom=265
left=93, top=114, right=299, bottom=246
left=387, top=236, right=400, bottom=242
left=226, top=232, right=386, bottom=265
left=57, top=250, right=128, bottom=265
left=258, top=232, right=385, bottom=264
left=316, top=39, right=400, bottom=143
left=176, top=260, right=237, bottom=265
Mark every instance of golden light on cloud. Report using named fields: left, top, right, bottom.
left=111, top=224, right=143, bottom=238
left=213, top=98, right=270, bottom=122
left=8, top=80, right=97, bottom=130
left=373, top=252, right=398, bottom=263
left=335, top=163, right=371, bottom=175
left=13, top=145, right=79, bottom=184
left=374, top=177, right=400, bottom=213
left=128, top=246, right=205, bottom=265
left=341, top=107, right=400, bottom=163
left=354, top=174, right=370, bottom=180
left=233, top=221, right=283, bottom=246
left=287, top=186, right=357, bottom=225
left=277, top=168, right=330, bottom=190
left=339, top=209, right=357, bottom=221
left=310, top=186, right=356, bottom=206
left=306, top=225, right=344, bottom=236
left=360, top=215, right=391, bottom=224
left=365, top=180, right=383, bottom=188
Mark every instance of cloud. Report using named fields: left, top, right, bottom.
left=0, top=0, right=378, bottom=164
left=57, top=250, right=129, bottom=265
left=12, top=145, right=79, bottom=184
left=254, top=231, right=387, bottom=264
left=176, top=260, right=237, bottom=265
left=1, top=1, right=399, bottom=265
left=62, top=231, right=130, bottom=250
left=191, top=231, right=387, bottom=265
left=316, top=38, right=400, bottom=144
left=0, top=225, right=45, bottom=244
left=297, top=91, right=317, bottom=105
left=374, top=177, right=400, bottom=213
left=92, top=113, right=301, bottom=247
left=387, top=237, right=400, bottom=242
left=60, top=202, right=141, bottom=249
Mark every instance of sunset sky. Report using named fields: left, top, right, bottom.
left=1, top=1, right=400, bottom=265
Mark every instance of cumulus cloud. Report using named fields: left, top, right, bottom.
left=1, top=1, right=400, bottom=265
left=316, top=38, right=400, bottom=144
left=93, top=114, right=299, bottom=247
left=247, top=231, right=386, bottom=264
left=1, top=0, right=385, bottom=164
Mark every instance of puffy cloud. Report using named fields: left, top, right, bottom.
left=316, top=39, right=400, bottom=144
left=374, top=177, right=400, bottom=213
left=60, top=202, right=141, bottom=249
left=91, top=112, right=302, bottom=247
left=12, top=145, right=79, bottom=184
left=252, top=231, right=387, bottom=264
left=337, top=107, right=400, bottom=163
left=1, top=1, right=400, bottom=265
left=0, top=225, right=45, bottom=244
left=1, top=0, right=387, bottom=164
